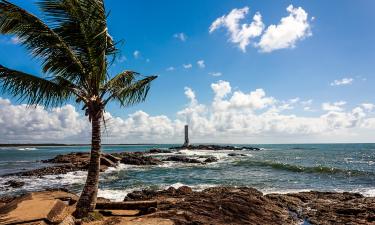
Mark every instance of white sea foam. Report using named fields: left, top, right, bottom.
left=17, top=147, right=37, bottom=151
left=262, top=188, right=313, bottom=195
left=178, top=149, right=252, bottom=160
left=98, top=189, right=135, bottom=201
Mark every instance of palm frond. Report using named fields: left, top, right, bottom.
left=0, top=65, right=73, bottom=107
left=0, top=0, right=86, bottom=84
left=102, top=70, right=138, bottom=94
left=37, top=0, right=114, bottom=93
left=104, top=75, right=157, bottom=107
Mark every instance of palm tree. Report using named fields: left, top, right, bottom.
left=0, top=0, right=157, bottom=218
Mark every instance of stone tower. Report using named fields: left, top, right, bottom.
left=183, top=125, right=189, bottom=147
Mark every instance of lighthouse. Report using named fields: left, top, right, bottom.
left=183, top=125, right=189, bottom=147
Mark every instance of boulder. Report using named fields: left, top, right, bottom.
left=170, top=144, right=261, bottom=151
left=148, top=149, right=172, bottom=154
left=204, top=156, right=218, bottom=163
left=176, top=186, right=192, bottom=194
left=100, top=156, right=117, bottom=168
left=163, top=156, right=202, bottom=164
left=4, top=180, right=25, bottom=188
left=120, top=153, right=162, bottom=165
left=103, top=154, right=121, bottom=163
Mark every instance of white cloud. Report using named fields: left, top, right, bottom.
left=0, top=98, right=88, bottom=143
left=209, top=72, right=222, bottom=77
left=173, top=33, right=187, bottom=42
left=257, top=5, right=312, bottom=52
left=362, top=103, right=375, bottom=111
left=211, top=80, right=232, bottom=99
left=133, top=50, right=140, bottom=59
left=330, top=78, right=354, bottom=86
left=209, top=7, right=264, bottom=52
left=183, top=64, right=193, bottom=69
left=322, top=101, right=346, bottom=111
left=166, top=66, right=175, bottom=71
left=197, top=60, right=205, bottom=68
left=2, top=84, right=375, bottom=144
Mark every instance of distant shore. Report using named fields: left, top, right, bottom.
left=0, top=143, right=159, bottom=147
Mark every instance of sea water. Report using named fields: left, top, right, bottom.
left=0, top=143, right=374, bottom=201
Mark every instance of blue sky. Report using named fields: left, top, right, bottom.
left=1, top=0, right=375, bottom=143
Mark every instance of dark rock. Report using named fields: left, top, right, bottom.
left=266, top=191, right=375, bottom=225
left=103, top=154, right=121, bottom=163
left=126, top=186, right=297, bottom=225
left=177, top=186, right=192, bottom=194
left=148, top=149, right=172, bottom=154
left=163, top=156, right=202, bottom=164
left=120, top=153, right=162, bottom=165
left=100, top=157, right=117, bottom=168
left=227, top=153, right=247, bottom=157
left=123, top=186, right=375, bottom=225
left=4, top=164, right=80, bottom=177
left=204, top=156, right=218, bottom=163
left=4, top=180, right=25, bottom=188
left=170, top=144, right=261, bottom=151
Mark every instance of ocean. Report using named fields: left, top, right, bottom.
left=0, top=143, right=374, bottom=201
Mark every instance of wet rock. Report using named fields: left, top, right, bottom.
left=266, top=191, right=375, bottom=225
left=4, top=165, right=80, bottom=177
left=148, top=149, right=172, bottom=154
left=163, top=156, right=202, bottom=164
left=103, top=154, right=121, bottom=163
left=4, top=180, right=25, bottom=188
left=176, top=186, right=192, bottom=194
left=170, top=144, right=261, bottom=151
left=42, top=152, right=90, bottom=168
left=204, top=156, right=218, bottom=163
left=227, top=153, right=247, bottom=157
left=100, top=157, right=117, bottom=168
left=120, top=153, right=162, bottom=165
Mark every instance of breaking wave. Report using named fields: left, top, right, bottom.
left=235, top=160, right=373, bottom=176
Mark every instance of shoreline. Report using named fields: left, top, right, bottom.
left=1, top=146, right=374, bottom=199
left=1, top=146, right=374, bottom=224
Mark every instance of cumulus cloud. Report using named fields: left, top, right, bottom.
left=257, top=5, right=312, bottom=52
left=322, top=101, right=346, bottom=111
left=197, top=60, right=205, bottom=68
left=173, top=33, right=187, bottom=42
left=209, top=7, right=264, bottom=52
left=2, top=82, right=375, bottom=144
left=362, top=103, right=375, bottom=111
left=0, top=98, right=88, bottom=143
left=210, top=5, right=312, bottom=53
left=330, top=78, right=354, bottom=86
left=183, top=64, right=193, bottom=69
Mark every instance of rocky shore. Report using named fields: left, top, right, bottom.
left=0, top=186, right=374, bottom=225
left=2, top=145, right=258, bottom=178
left=1, top=146, right=374, bottom=224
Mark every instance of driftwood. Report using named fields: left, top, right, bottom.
left=95, top=200, right=157, bottom=211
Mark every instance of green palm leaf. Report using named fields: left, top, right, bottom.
left=0, top=0, right=86, bottom=85
left=0, top=65, right=72, bottom=107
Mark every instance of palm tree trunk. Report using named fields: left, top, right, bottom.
left=74, top=112, right=102, bottom=218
